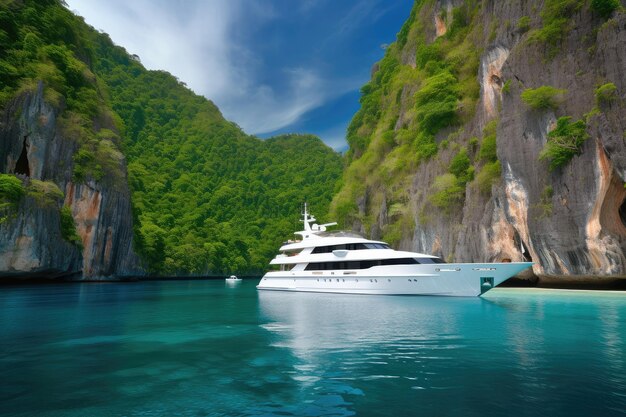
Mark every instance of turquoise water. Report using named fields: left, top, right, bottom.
left=0, top=280, right=625, bottom=417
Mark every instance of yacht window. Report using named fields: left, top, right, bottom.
left=364, top=243, right=391, bottom=249
left=415, top=257, right=446, bottom=264
left=311, top=242, right=390, bottom=253
left=379, top=258, right=419, bottom=266
left=304, top=258, right=421, bottom=271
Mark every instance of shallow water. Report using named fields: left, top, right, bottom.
left=0, top=280, right=624, bottom=416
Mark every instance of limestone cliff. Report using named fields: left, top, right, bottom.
left=332, top=0, right=626, bottom=284
left=0, top=82, right=139, bottom=280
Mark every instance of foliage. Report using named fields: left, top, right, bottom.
left=528, top=0, right=584, bottom=54
left=60, top=206, right=82, bottom=248
left=517, top=16, right=531, bottom=32
left=595, top=82, right=617, bottom=104
left=429, top=173, right=465, bottom=210
left=0, top=174, right=24, bottom=224
left=415, top=43, right=442, bottom=69
left=26, top=179, right=63, bottom=208
left=468, top=137, right=479, bottom=152
left=479, top=134, right=498, bottom=162
left=539, top=116, right=589, bottom=170
left=502, top=80, right=511, bottom=94
left=590, top=0, right=620, bottom=18
left=346, top=49, right=398, bottom=158
left=476, top=161, right=501, bottom=194
left=332, top=0, right=483, bottom=236
left=0, top=174, right=25, bottom=203
left=474, top=119, right=501, bottom=194
left=93, top=34, right=343, bottom=274
left=449, top=147, right=473, bottom=185
left=414, top=70, right=459, bottom=134
left=447, top=6, right=470, bottom=38
left=521, top=86, right=567, bottom=110
left=479, top=120, right=498, bottom=162
left=396, top=4, right=417, bottom=48
left=430, top=145, right=475, bottom=210
left=542, top=185, right=554, bottom=200
left=414, top=132, right=438, bottom=160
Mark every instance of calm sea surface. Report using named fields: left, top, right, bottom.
left=0, top=280, right=625, bottom=417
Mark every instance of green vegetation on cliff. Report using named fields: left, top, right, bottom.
left=0, top=0, right=343, bottom=275
left=539, top=116, right=589, bottom=170
left=26, top=179, right=63, bottom=207
left=591, top=0, right=621, bottom=19
left=331, top=0, right=484, bottom=242
left=91, top=36, right=342, bottom=274
left=595, top=82, right=617, bottom=104
left=528, top=0, right=585, bottom=51
left=521, top=86, right=567, bottom=110
left=0, top=173, right=24, bottom=224
left=60, top=205, right=82, bottom=248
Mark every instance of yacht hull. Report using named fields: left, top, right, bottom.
left=257, top=262, right=532, bottom=297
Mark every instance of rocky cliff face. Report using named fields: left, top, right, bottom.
left=0, top=82, right=139, bottom=280
left=332, top=0, right=626, bottom=284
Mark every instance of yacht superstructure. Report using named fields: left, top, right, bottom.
left=257, top=205, right=532, bottom=296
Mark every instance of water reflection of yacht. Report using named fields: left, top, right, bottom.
left=257, top=205, right=532, bottom=296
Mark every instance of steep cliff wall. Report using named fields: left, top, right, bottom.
left=332, top=0, right=626, bottom=284
left=0, top=82, right=139, bottom=280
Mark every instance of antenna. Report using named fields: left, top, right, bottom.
left=302, top=202, right=312, bottom=232
left=294, top=202, right=336, bottom=239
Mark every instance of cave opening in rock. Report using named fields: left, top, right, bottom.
left=490, top=74, right=503, bottom=87
left=15, top=137, right=30, bottom=177
left=521, top=241, right=533, bottom=262
left=514, top=231, right=533, bottom=262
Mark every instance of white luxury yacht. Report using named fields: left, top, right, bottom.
left=257, top=205, right=533, bottom=296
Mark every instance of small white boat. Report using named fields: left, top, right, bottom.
left=225, top=275, right=241, bottom=282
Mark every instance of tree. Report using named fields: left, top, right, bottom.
left=539, top=117, right=589, bottom=170
left=591, top=0, right=620, bottom=19
left=521, top=86, right=567, bottom=110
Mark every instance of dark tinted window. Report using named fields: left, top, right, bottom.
left=364, top=243, right=391, bottom=249
left=415, top=257, right=446, bottom=264
left=304, top=258, right=419, bottom=270
left=311, top=243, right=390, bottom=254
left=379, top=258, right=418, bottom=266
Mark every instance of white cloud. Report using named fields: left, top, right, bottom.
left=65, top=0, right=358, bottom=137
left=225, top=67, right=361, bottom=135
left=67, top=1, right=238, bottom=104
left=335, top=0, right=379, bottom=37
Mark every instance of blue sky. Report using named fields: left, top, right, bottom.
left=65, top=1, right=413, bottom=150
